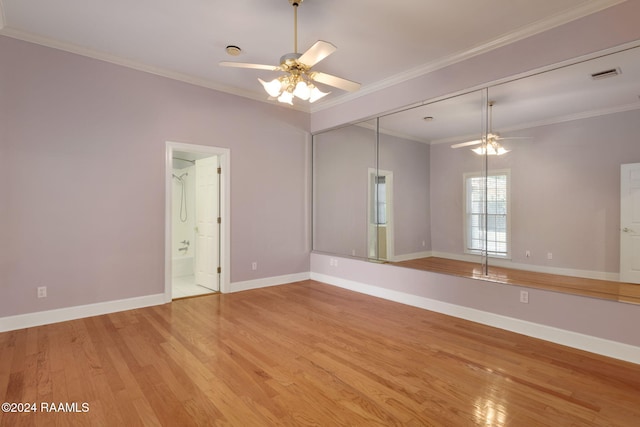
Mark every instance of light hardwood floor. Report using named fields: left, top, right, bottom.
left=1, top=280, right=639, bottom=426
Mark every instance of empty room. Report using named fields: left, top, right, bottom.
left=1, top=1, right=640, bottom=425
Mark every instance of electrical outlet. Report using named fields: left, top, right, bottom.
left=520, top=290, right=529, bottom=304
left=251, top=262, right=257, bottom=271
left=329, top=258, right=338, bottom=267
left=525, top=250, right=531, bottom=258
left=37, top=286, right=47, bottom=298
left=547, top=252, right=553, bottom=260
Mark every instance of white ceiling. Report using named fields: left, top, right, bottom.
left=0, top=0, right=627, bottom=111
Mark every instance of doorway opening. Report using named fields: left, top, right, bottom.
left=367, top=168, right=394, bottom=261
left=165, top=142, right=230, bottom=301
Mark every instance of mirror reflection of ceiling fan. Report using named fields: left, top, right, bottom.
left=219, top=0, right=361, bottom=105
left=451, top=101, right=530, bottom=155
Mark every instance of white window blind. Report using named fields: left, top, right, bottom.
left=465, top=171, right=509, bottom=257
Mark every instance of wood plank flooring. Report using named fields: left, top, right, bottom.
left=1, top=280, right=639, bottom=426
left=392, top=257, right=640, bottom=305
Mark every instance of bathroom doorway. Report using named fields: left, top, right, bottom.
left=165, top=142, right=230, bottom=301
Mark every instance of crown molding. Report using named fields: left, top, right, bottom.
left=0, top=27, right=311, bottom=113
left=310, top=0, right=627, bottom=113
left=0, top=0, right=624, bottom=115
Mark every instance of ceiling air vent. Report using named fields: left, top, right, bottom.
left=591, top=67, right=621, bottom=80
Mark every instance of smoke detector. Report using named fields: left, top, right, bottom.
left=225, top=45, right=242, bottom=56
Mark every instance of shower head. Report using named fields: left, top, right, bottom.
left=172, top=172, right=188, bottom=182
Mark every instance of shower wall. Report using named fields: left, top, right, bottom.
left=172, top=165, right=196, bottom=276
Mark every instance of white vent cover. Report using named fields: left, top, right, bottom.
left=591, top=67, right=621, bottom=80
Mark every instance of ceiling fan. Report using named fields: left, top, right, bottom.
left=219, top=0, right=361, bottom=105
left=451, top=101, right=529, bottom=155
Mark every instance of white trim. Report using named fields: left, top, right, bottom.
left=0, top=294, right=165, bottom=333
left=0, top=271, right=306, bottom=332
left=165, top=142, right=231, bottom=300
left=310, top=272, right=640, bottom=365
left=230, top=272, right=310, bottom=293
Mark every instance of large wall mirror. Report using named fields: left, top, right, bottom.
left=313, top=118, right=377, bottom=258
left=312, top=44, right=640, bottom=303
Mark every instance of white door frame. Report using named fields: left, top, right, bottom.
left=165, top=141, right=231, bottom=301
left=620, top=163, right=640, bottom=284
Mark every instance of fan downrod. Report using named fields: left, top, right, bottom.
left=288, top=0, right=304, bottom=53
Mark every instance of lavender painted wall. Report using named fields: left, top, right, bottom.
left=430, top=109, right=640, bottom=273
left=429, top=138, right=485, bottom=259
left=497, top=110, right=640, bottom=272
left=0, top=36, right=310, bottom=318
left=379, top=133, right=431, bottom=256
left=313, top=124, right=375, bottom=257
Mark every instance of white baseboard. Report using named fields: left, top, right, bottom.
left=230, top=272, right=311, bottom=293
left=0, top=272, right=312, bottom=333
left=310, top=272, right=640, bottom=365
left=0, top=293, right=166, bottom=333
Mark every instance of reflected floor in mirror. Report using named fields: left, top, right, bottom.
left=1, top=280, right=638, bottom=426
left=392, top=257, right=640, bottom=304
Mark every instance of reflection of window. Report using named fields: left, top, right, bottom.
left=374, top=176, right=387, bottom=225
left=464, top=170, right=510, bottom=257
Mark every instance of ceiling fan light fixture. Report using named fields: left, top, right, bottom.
left=471, top=143, right=510, bottom=156
left=259, top=78, right=284, bottom=97
left=309, top=85, right=329, bottom=103
left=222, top=0, right=359, bottom=106
left=277, top=90, right=294, bottom=105
left=293, top=81, right=311, bottom=100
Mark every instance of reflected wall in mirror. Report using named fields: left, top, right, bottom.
left=378, top=90, right=486, bottom=266
left=312, top=44, right=640, bottom=303
left=313, top=119, right=376, bottom=259
left=485, top=46, right=640, bottom=281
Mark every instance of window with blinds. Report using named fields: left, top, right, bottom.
left=464, top=170, right=510, bottom=257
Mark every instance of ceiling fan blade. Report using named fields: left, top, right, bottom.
left=451, top=140, right=483, bottom=148
left=298, top=40, right=337, bottom=67
left=219, top=61, right=280, bottom=71
left=310, top=72, right=361, bottom=92
left=495, top=136, right=533, bottom=141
